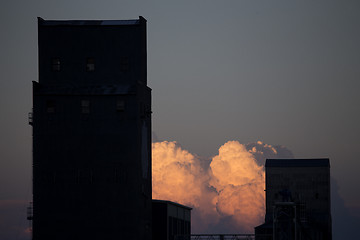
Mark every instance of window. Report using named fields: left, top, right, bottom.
left=116, top=100, right=125, bottom=112
left=86, top=58, right=95, bottom=71
left=76, top=169, right=92, bottom=184
left=41, top=172, right=55, bottom=184
left=46, top=100, right=55, bottom=113
left=114, top=168, right=127, bottom=183
left=120, top=57, right=129, bottom=72
left=52, top=58, right=60, bottom=71
left=90, top=170, right=93, bottom=184
left=169, top=217, right=173, bottom=239
left=315, top=192, right=319, bottom=199
left=81, top=100, right=90, bottom=114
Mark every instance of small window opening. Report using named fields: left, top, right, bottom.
left=52, top=58, right=60, bottom=71
left=86, top=58, right=95, bottom=71
left=116, top=100, right=125, bottom=112
left=81, top=100, right=90, bottom=114
left=76, top=170, right=80, bottom=184
left=46, top=100, right=55, bottom=113
left=120, top=57, right=129, bottom=72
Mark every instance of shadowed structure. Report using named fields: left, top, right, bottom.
left=31, top=17, right=152, bottom=240
left=255, top=159, right=332, bottom=240
left=152, top=200, right=192, bottom=240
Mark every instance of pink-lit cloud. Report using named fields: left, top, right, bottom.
left=152, top=140, right=292, bottom=233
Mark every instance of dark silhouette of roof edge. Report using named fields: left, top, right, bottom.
left=38, top=16, right=146, bottom=26
left=152, top=199, right=193, bottom=210
left=265, top=158, right=330, bottom=167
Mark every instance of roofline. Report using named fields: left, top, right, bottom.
left=152, top=199, right=193, bottom=210
left=265, top=158, right=330, bottom=168
left=38, top=16, right=146, bottom=26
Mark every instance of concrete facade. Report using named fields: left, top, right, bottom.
left=32, top=17, right=151, bottom=240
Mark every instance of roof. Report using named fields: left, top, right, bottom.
left=265, top=158, right=330, bottom=168
left=38, top=16, right=146, bottom=26
left=152, top=199, right=192, bottom=210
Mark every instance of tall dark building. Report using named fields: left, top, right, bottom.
left=255, top=159, right=332, bottom=240
left=31, top=17, right=152, bottom=240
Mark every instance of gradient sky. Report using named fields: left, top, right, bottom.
left=0, top=0, right=359, bottom=239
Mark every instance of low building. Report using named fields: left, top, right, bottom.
left=152, top=200, right=192, bottom=240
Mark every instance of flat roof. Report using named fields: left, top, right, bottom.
left=265, top=158, right=330, bottom=168
left=38, top=16, right=145, bottom=26
left=152, top=199, right=192, bottom=210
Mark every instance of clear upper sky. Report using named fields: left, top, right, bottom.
left=0, top=0, right=359, bottom=238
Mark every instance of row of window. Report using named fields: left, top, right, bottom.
left=46, top=100, right=125, bottom=114
left=273, top=192, right=322, bottom=200
left=51, top=57, right=130, bottom=72
left=169, top=217, right=191, bottom=240
left=39, top=168, right=128, bottom=184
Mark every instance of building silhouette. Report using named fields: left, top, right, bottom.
left=255, top=159, right=332, bottom=240
left=31, top=17, right=152, bottom=240
left=152, top=200, right=192, bottom=240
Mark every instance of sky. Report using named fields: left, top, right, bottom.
left=0, top=0, right=359, bottom=239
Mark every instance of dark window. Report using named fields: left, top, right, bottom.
left=186, top=221, right=190, bottom=235
left=174, top=218, right=178, bottom=236
left=120, top=57, right=129, bottom=72
left=41, top=171, right=55, bottom=184
left=114, top=168, right=127, bottom=183
left=76, top=170, right=80, bottom=184
left=52, top=58, right=60, bottom=71
left=86, top=58, right=95, bottom=71
left=46, top=100, right=55, bottom=113
left=90, top=170, right=93, bottom=184
left=169, top=217, right=173, bottom=240
left=116, top=100, right=125, bottom=112
left=181, top=219, right=184, bottom=234
left=76, top=169, right=92, bottom=184
left=81, top=100, right=90, bottom=114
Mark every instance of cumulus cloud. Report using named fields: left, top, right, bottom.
left=245, top=141, right=294, bottom=166
left=152, top=141, right=219, bottom=232
left=209, top=141, right=265, bottom=232
left=152, top=140, right=292, bottom=233
left=215, top=183, right=264, bottom=232
left=152, top=141, right=207, bottom=207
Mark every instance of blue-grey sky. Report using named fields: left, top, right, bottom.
left=0, top=0, right=359, bottom=239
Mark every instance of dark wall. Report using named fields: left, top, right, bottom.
left=38, top=18, right=147, bottom=85
left=152, top=201, right=191, bottom=240
left=260, top=159, right=332, bottom=240
left=153, top=202, right=168, bottom=240
left=33, top=17, right=151, bottom=240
